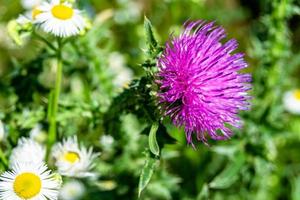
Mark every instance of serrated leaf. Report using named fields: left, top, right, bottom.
left=138, top=157, right=157, bottom=198
left=149, top=122, right=160, bottom=156
left=209, top=153, right=246, bottom=189
left=144, top=16, right=157, bottom=54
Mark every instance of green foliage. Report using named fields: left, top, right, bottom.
left=138, top=154, right=158, bottom=198
left=148, top=122, right=160, bottom=157
left=0, top=0, right=300, bottom=199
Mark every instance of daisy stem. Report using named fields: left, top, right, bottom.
left=33, top=31, right=57, bottom=52
left=47, top=39, right=63, bottom=153
left=0, top=148, right=8, bottom=168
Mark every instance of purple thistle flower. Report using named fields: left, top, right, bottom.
left=157, top=20, right=251, bottom=144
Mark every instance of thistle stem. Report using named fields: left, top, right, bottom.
left=47, top=39, right=63, bottom=153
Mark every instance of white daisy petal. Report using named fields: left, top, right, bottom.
left=108, top=52, right=133, bottom=88
left=51, top=136, right=99, bottom=178
left=33, top=1, right=86, bottom=37
left=283, top=89, right=300, bottom=115
left=9, top=137, right=46, bottom=168
left=59, top=180, right=85, bottom=200
left=21, top=0, right=42, bottom=10
left=30, top=124, right=47, bottom=143
left=0, top=162, right=61, bottom=200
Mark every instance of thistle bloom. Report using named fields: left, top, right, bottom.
left=157, top=20, right=251, bottom=144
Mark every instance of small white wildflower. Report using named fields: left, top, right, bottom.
left=21, top=0, right=42, bottom=10
left=29, top=124, right=47, bottom=143
left=283, top=89, right=300, bottom=115
left=108, top=52, right=133, bottom=88
left=51, top=136, right=99, bottom=178
left=9, top=137, right=46, bottom=167
left=59, top=180, right=85, bottom=200
left=100, top=135, right=114, bottom=149
left=114, top=1, right=142, bottom=24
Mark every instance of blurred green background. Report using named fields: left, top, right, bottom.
left=1, top=0, right=300, bottom=199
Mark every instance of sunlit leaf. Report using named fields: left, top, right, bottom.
left=149, top=122, right=160, bottom=156
left=144, top=16, right=158, bottom=54
left=197, top=184, right=209, bottom=200
left=138, top=156, right=157, bottom=198
left=209, top=153, right=246, bottom=189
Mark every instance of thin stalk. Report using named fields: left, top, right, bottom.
left=47, top=39, right=63, bottom=153
left=0, top=148, right=8, bottom=168
left=33, top=32, right=57, bottom=52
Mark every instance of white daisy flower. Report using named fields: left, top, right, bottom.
left=16, top=14, right=32, bottom=25
left=51, top=136, right=99, bottom=178
left=108, top=52, right=133, bottom=88
left=9, top=137, right=46, bottom=167
left=33, top=0, right=86, bottom=37
left=21, top=0, right=41, bottom=10
left=283, top=89, right=300, bottom=115
left=99, top=135, right=114, bottom=150
left=59, top=180, right=85, bottom=200
left=0, top=162, right=61, bottom=200
left=30, top=124, right=47, bottom=143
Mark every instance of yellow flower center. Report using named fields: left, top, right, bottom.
left=51, top=4, right=74, bottom=20
left=63, top=151, right=80, bottom=163
left=294, top=90, right=300, bottom=100
left=13, top=173, right=42, bottom=199
left=32, top=7, right=42, bottom=20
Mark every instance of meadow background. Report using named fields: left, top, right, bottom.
left=0, top=0, right=300, bottom=199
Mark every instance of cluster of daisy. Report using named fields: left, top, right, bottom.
left=0, top=135, right=98, bottom=200
left=9, top=0, right=89, bottom=45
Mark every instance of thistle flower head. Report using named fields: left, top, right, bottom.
left=157, top=20, right=251, bottom=144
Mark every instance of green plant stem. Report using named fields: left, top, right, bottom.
left=47, top=39, right=63, bottom=153
left=33, top=32, right=57, bottom=52
left=0, top=148, right=8, bottom=168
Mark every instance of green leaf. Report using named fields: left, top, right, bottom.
left=138, top=156, right=157, bottom=198
left=144, top=16, right=158, bottom=54
left=149, top=122, right=160, bottom=156
left=197, top=184, right=209, bottom=200
left=209, top=153, right=246, bottom=189
left=292, top=177, right=300, bottom=200
left=7, top=20, right=23, bottom=46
